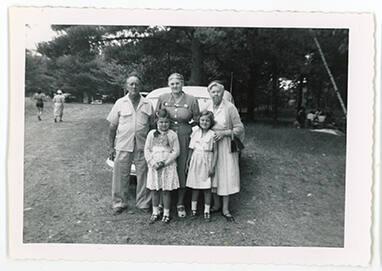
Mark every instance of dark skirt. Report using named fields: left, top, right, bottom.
left=36, top=101, right=44, bottom=108
left=176, top=132, right=190, bottom=188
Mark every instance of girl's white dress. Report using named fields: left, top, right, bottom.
left=186, top=127, right=215, bottom=189
left=144, top=129, right=180, bottom=191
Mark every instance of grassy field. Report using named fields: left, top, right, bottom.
left=23, top=98, right=346, bottom=247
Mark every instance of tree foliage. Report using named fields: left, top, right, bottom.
left=26, top=25, right=348, bottom=122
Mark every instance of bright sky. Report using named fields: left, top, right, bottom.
left=25, top=24, right=57, bottom=50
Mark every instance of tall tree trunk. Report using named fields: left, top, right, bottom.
left=296, top=74, right=304, bottom=110
left=189, top=36, right=203, bottom=85
left=316, top=79, right=323, bottom=109
left=247, top=65, right=258, bottom=120
left=296, top=73, right=304, bottom=122
left=245, top=28, right=260, bottom=120
left=83, top=91, right=90, bottom=104
left=167, top=52, right=171, bottom=76
left=271, top=73, right=279, bottom=125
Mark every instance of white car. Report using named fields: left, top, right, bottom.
left=126, top=86, right=233, bottom=176
left=146, top=86, right=212, bottom=111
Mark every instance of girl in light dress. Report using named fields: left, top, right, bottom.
left=186, top=110, right=217, bottom=221
left=144, top=109, right=180, bottom=223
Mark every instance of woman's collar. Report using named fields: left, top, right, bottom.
left=171, top=90, right=184, bottom=98
left=158, top=129, right=169, bottom=134
left=213, top=98, right=225, bottom=109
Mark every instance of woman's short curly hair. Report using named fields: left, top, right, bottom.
left=127, top=71, right=143, bottom=82
left=207, top=80, right=224, bottom=92
left=168, top=73, right=184, bottom=83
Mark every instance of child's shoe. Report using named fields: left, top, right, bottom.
left=191, top=210, right=197, bottom=219
left=162, top=215, right=171, bottom=224
left=149, top=213, right=161, bottom=224
left=158, top=205, right=163, bottom=215
left=204, top=212, right=211, bottom=222
left=177, top=205, right=186, bottom=218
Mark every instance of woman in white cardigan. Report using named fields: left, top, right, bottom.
left=206, top=81, right=244, bottom=222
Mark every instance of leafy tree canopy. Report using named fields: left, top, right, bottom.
left=27, top=25, right=348, bottom=122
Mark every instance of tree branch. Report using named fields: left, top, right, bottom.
left=99, top=35, right=190, bottom=52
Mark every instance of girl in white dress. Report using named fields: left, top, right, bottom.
left=186, top=110, right=217, bottom=221
left=144, top=109, right=180, bottom=223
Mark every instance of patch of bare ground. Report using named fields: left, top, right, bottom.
left=23, top=99, right=345, bottom=246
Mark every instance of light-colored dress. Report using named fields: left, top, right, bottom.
left=144, top=129, right=180, bottom=191
left=52, top=94, right=65, bottom=118
left=156, top=92, right=200, bottom=188
left=206, top=99, right=244, bottom=196
left=186, top=127, right=215, bottom=189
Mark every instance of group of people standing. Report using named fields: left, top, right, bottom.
left=32, top=89, right=65, bottom=122
left=107, top=72, right=245, bottom=223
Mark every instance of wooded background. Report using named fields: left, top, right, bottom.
left=25, top=25, right=348, bottom=122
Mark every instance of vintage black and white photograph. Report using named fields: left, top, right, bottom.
left=8, top=8, right=373, bottom=265
left=23, top=23, right=348, bottom=247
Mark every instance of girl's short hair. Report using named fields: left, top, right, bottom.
left=168, top=73, right=184, bottom=83
left=198, top=110, right=215, bottom=129
left=154, top=108, right=170, bottom=137
left=156, top=108, right=170, bottom=119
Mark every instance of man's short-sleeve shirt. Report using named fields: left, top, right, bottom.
left=107, top=95, right=154, bottom=152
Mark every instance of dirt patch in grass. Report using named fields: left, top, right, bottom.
left=23, top=99, right=345, bottom=246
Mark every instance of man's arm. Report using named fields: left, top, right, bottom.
left=108, top=123, right=118, bottom=159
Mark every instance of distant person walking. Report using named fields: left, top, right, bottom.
left=296, top=107, right=306, bottom=128
left=52, top=90, right=65, bottom=122
left=32, top=89, right=46, bottom=121
left=107, top=72, right=154, bottom=215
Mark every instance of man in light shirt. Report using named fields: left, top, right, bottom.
left=107, top=73, right=154, bottom=215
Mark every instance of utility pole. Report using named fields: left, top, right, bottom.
left=230, top=72, right=233, bottom=93
left=309, top=29, right=347, bottom=118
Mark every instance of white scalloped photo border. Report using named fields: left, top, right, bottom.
left=7, top=7, right=374, bottom=266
